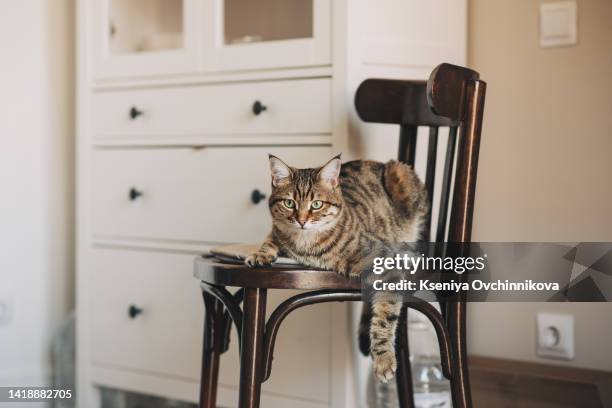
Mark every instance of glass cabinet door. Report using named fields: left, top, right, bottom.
left=206, top=0, right=331, bottom=71
left=224, top=0, right=313, bottom=45
left=93, top=0, right=201, bottom=79
left=109, top=0, right=183, bottom=54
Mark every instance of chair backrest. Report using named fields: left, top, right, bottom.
left=354, top=63, right=486, bottom=247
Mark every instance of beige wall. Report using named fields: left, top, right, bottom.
left=468, top=0, right=612, bottom=370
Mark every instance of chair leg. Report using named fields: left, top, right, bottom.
left=446, top=301, right=472, bottom=408
left=200, top=294, right=224, bottom=408
left=238, top=288, right=267, bottom=408
left=395, top=305, right=415, bottom=408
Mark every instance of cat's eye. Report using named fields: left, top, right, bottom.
left=283, top=199, right=296, bottom=209
left=311, top=200, right=323, bottom=210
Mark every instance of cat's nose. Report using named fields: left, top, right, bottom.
left=297, top=219, right=307, bottom=228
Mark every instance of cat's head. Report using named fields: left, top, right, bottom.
left=267, top=154, right=343, bottom=231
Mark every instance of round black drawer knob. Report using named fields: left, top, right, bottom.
left=128, top=305, right=143, bottom=319
left=129, top=188, right=143, bottom=201
left=251, top=189, right=266, bottom=204
left=129, top=106, right=143, bottom=120
left=252, top=100, right=267, bottom=115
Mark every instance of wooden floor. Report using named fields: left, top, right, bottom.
left=470, top=356, right=612, bottom=407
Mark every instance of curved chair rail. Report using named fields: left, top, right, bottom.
left=199, top=276, right=453, bottom=384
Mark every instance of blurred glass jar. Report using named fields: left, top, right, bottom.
left=408, top=308, right=451, bottom=407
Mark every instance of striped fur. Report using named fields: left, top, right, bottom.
left=246, top=155, right=428, bottom=382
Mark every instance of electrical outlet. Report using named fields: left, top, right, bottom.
left=0, top=296, right=12, bottom=325
left=537, top=312, right=574, bottom=360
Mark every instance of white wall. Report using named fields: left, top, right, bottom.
left=0, top=1, right=75, bottom=384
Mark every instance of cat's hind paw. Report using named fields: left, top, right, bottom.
left=245, top=252, right=277, bottom=267
left=373, top=352, right=397, bottom=383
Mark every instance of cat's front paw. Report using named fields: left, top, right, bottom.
left=245, top=252, right=277, bottom=267
left=373, top=352, right=397, bottom=383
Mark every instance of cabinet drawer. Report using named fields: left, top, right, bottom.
left=92, top=79, right=331, bottom=138
left=91, top=146, right=332, bottom=244
left=91, top=248, right=203, bottom=379
left=91, top=248, right=332, bottom=403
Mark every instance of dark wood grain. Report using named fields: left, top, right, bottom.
left=447, top=79, right=487, bottom=245
left=435, top=126, right=458, bottom=245
left=355, top=79, right=457, bottom=127
left=200, top=282, right=243, bottom=342
left=395, top=305, right=415, bottom=408
left=470, top=356, right=612, bottom=408
left=194, top=256, right=361, bottom=290
left=398, top=125, right=418, bottom=167
left=238, top=288, right=267, bottom=408
left=427, top=63, right=480, bottom=122
left=424, top=126, right=439, bottom=240
left=199, top=294, right=223, bottom=408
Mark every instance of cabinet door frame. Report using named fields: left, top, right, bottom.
left=92, top=0, right=203, bottom=80
left=204, top=0, right=331, bottom=72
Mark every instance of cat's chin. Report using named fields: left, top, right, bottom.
left=298, top=224, right=337, bottom=233
left=276, top=219, right=339, bottom=234
left=283, top=223, right=326, bottom=232
left=294, top=224, right=318, bottom=231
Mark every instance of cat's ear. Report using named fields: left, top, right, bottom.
left=268, top=154, right=293, bottom=187
left=318, top=154, right=341, bottom=189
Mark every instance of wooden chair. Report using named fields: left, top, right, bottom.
left=194, top=63, right=487, bottom=408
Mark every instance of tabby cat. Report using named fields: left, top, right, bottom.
left=246, top=154, right=428, bottom=382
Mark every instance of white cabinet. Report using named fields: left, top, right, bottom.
left=91, top=0, right=330, bottom=80
left=91, top=249, right=204, bottom=379
left=205, top=0, right=331, bottom=71
left=91, top=146, right=331, bottom=244
left=77, top=0, right=466, bottom=406
left=92, top=0, right=202, bottom=79
left=91, top=79, right=332, bottom=139
left=90, top=248, right=334, bottom=408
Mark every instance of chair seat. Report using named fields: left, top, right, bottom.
left=194, top=255, right=361, bottom=290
